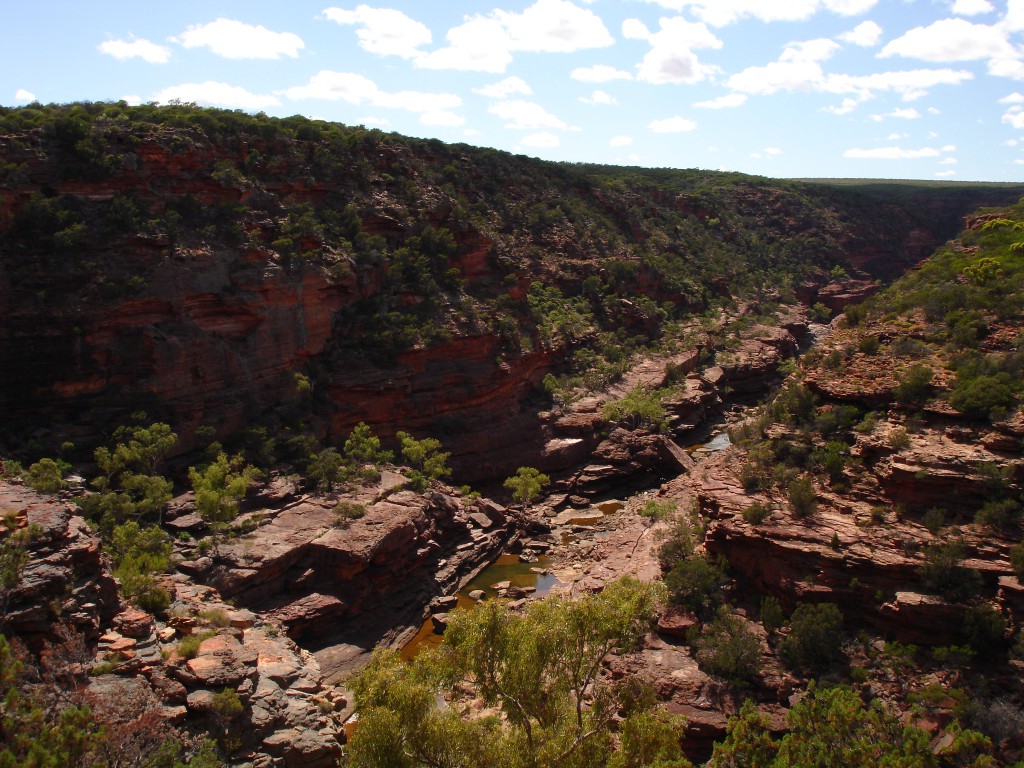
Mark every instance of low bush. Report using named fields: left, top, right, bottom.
left=781, top=602, right=844, bottom=672
left=787, top=476, right=817, bottom=518
left=693, top=610, right=762, bottom=685
left=742, top=502, right=771, bottom=525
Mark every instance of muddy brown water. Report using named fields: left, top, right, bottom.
left=400, top=553, right=558, bottom=659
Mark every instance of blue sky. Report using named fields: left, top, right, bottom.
left=4, top=0, right=1024, bottom=180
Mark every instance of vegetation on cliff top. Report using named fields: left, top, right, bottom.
left=3, top=101, right=1023, bottom=455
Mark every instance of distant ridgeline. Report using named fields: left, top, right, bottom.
left=1, top=101, right=1023, bottom=462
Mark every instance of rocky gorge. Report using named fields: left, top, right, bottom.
left=3, top=102, right=1024, bottom=767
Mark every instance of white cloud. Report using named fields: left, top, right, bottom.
left=638, top=0, right=876, bottom=27
left=14, top=88, right=36, bottom=103
left=153, top=81, right=280, bottom=110
left=764, top=147, right=782, bottom=155
left=416, top=18, right=512, bottom=72
left=99, top=37, right=171, bottom=63
left=649, top=116, right=697, bottom=132
left=281, top=70, right=461, bottom=113
left=824, top=97, right=864, bottom=115
left=887, top=132, right=908, bottom=139
left=123, top=95, right=142, bottom=106
left=464, top=128, right=480, bottom=137
left=521, top=131, right=560, bottom=147
left=693, top=93, right=748, bottom=108
left=952, top=0, right=994, bottom=15
left=843, top=145, right=944, bottom=158
left=489, top=99, right=572, bottom=129
left=999, top=91, right=1024, bottom=103
left=940, top=156, right=958, bottom=164
left=420, top=110, right=465, bottom=127
left=580, top=89, right=616, bottom=105
left=624, top=17, right=722, bottom=85
left=824, top=68, right=973, bottom=100
left=871, top=107, right=922, bottom=120
left=173, top=18, right=304, bottom=59
left=879, top=18, right=1013, bottom=63
left=474, top=77, right=532, bottom=99
left=1004, top=138, right=1018, bottom=146
left=571, top=64, right=633, bottom=82
left=1002, top=104, right=1024, bottom=129
left=323, top=6, right=431, bottom=59
left=928, top=106, right=941, bottom=114
left=610, top=135, right=634, bottom=146
left=839, top=20, right=882, bottom=46
left=418, top=0, right=612, bottom=73
left=935, top=169, right=958, bottom=177
left=358, top=115, right=390, bottom=126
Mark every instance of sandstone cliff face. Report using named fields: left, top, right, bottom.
left=5, top=109, right=1019, bottom=487
left=0, top=481, right=119, bottom=647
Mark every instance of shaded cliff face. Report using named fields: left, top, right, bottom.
left=3, top=103, right=1023, bottom=481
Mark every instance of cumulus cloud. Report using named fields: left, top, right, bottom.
left=623, top=16, right=722, bottom=85
left=281, top=70, right=461, bottom=114
left=649, top=116, right=697, bottom=132
left=99, top=37, right=171, bottom=63
left=952, top=0, right=994, bottom=15
left=580, top=89, right=616, bottom=105
left=14, top=89, right=36, bottom=103
left=638, top=0, right=876, bottom=27
left=474, top=76, right=532, bottom=98
left=323, top=5, right=431, bottom=58
left=935, top=169, right=958, bottom=177
left=610, top=135, right=634, bottom=146
left=489, top=99, right=573, bottom=129
left=843, top=146, right=946, bottom=159
left=727, top=38, right=838, bottom=95
left=879, top=18, right=1014, bottom=62
left=173, top=18, right=304, bottom=59
left=693, top=93, right=748, bottom=108
left=1002, top=104, right=1024, bottom=129
left=823, top=97, right=864, bottom=115
left=870, top=107, right=922, bottom=120
left=153, top=81, right=280, bottom=110
left=521, top=131, right=560, bottom=147
left=417, top=0, right=612, bottom=73
left=571, top=64, right=633, bottom=82
left=839, top=20, right=882, bottom=46
left=1000, top=91, right=1024, bottom=103
left=730, top=37, right=974, bottom=104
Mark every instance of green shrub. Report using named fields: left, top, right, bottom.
left=693, top=610, right=762, bottom=685
left=858, top=335, right=880, bottom=355
left=963, top=603, right=1007, bottom=654
left=888, top=427, right=911, bottom=451
left=25, top=458, right=65, bottom=493
left=760, top=595, right=784, bottom=634
left=923, top=508, right=946, bottom=535
left=503, top=467, right=551, bottom=504
left=787, top=476, right=817, bottom=518
left=332, top=501, right=367, bottom=525
left=602, top=385, right=669, bottom=433
left=397, top=431, right=451, bottom=485
left=639, top=498, right=675, bottom=521
left=781, top=603, right=844, bottom=671
left=975, top=498, right=1022, bottom=531
left=921, top=538, right=983, bottom=601
left=742, top=502, right=771, bottom=525
left=1011, top=541, right=1024, bottom=578
left=210, top=687, right=244, bottom=718
left=950, top=372, right=1019, bottom=421
left=894, top=364, right=934, bottom=405
left=198, top=608, right=231, bottom=628
left=664, top=555, right=726, bottom=620
left=177, top=630, right=216, bottom=659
